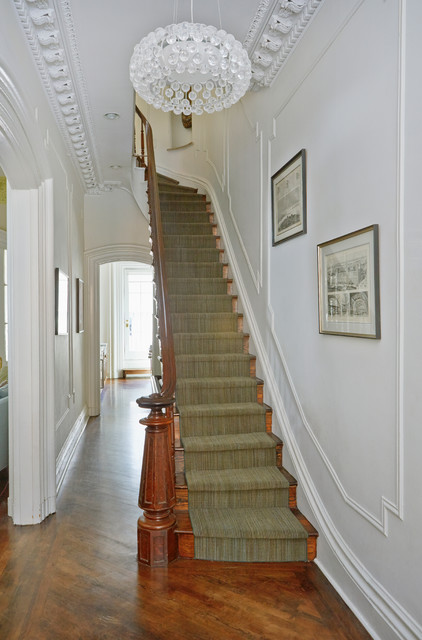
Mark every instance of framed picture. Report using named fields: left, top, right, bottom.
left=55, top=268, right=69, bottom=335
left=317, top=225, right=380, bottom=338
left=271, top=149, right=307, bottom=245
left=76, top=277, right=84, bottom=333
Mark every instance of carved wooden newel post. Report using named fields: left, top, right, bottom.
left=137, top=397, right=177, bottom=567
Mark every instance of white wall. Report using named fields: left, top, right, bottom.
left=84, top=188, right=149, bottom=252
left=152, top=1, right=421, bottom=637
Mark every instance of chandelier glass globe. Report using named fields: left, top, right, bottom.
left=129, top=22, right=252, bottom=116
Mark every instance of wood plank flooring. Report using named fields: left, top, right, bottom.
left=0, top=379, right=372, bottom=639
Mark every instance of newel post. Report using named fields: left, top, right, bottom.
left=136, top=398, right=177, bottom=567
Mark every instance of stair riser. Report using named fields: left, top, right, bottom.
left=161, top=212, right=210, bottom=224
left=183, top=448, right=277, bottom=472
left=160, top=192, right=205, bottom=201
left=165, top=248, right=222, bottom=263
left=176, top=357, right=252, bottom=379
left=158, top=187, right=198, bottom=194
left=172, top=314, right=239, bottom=334
left=179, top=420, right=268, bottom=438
left=177, top=531, right=194, bottom=558
left=164, top=235, right=219, bottom=249
left=169, top=295, right=237, bottom=314
left=188, top=488, right=289, bottom=509
left=176, top=383, right=259, bottom=406
left=160, top=202, right=209, bottom=212
left=174, top=334, right=247, bottom=355
left=176, top=445, right=283, bottom=476
left=163, top=223, right=214, bottom=235
left=167, top=263, right=224, bottom=279
left=176, top=479, right=295, bottom=508
left=177, top=524, right=317, bottom=562
left=168, top=279, right=229, bottom=295
left=194, top=538, right=308, bottom=563
left=175, top=409, right=270, bottom=438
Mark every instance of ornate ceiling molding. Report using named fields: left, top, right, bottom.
left=11, top=0, right=325, bottom=192
left=244, top=0, right=325, bottom=89
left=13, top=0, right=103, bottom=192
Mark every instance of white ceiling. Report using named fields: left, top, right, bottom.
left=14, top=0, right=323, bottom=193
left=69, top=0, right=261, bottom=188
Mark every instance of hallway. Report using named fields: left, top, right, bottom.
left=0, top=379, right=371, bottom=639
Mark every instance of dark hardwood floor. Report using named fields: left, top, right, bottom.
left=0, top=379, right=372, bottom=639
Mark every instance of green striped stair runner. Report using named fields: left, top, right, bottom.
left=159, top=176, right=314, bottom=562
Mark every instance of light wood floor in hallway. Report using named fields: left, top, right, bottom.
left=0, top=379, right=372, bottom=640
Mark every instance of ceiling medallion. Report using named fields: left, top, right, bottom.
left=129, top=22, right=252, bottom=116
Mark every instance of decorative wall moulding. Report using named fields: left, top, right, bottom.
left=244, top=0, right=325, bottom=89
left=13, top=0, right=102, bottom=192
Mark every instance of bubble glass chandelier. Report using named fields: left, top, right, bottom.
left=129, top=19, right=252, bottom=116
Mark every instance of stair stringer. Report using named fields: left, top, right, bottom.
left=158, top=169, right=420, bottom=640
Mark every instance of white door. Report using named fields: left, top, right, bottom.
left=122, top=266, right=153, bottom=370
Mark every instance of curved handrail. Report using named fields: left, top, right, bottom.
left=135, top=106, right=176, bottom=409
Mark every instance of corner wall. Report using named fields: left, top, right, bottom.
left=1, top=1, right=89, bottom=519
left=152, top=1, right=422, bottom=637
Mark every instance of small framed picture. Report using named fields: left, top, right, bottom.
left=76, top=277, right=84, bottom=333
left=55, top=268, right=69, bottom=335
left=317, top=225, right=380, bottom=338
left=271, top=149, right=307, bottom=245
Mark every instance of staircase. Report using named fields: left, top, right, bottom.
left=158, top=174, right=317, bottom=563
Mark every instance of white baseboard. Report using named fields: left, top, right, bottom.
left=56, top=406, right=89, bottom=494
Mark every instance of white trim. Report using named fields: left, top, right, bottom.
left=13, top=0, right=101, bottom=191
left=226, top=105, right=263, bottom=292
left=84, top=244, right=152, bottom=416
left=0, top=64, right=56, bottom=524
left=56, top=405, right=89, bottom=493
left=7, top=181, right=56, bottom=524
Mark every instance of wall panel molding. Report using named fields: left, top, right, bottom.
left=266, top=0, right=405, bottom=534
left=226, top=106, right=263, bottom=292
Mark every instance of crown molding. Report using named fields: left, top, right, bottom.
left=13, top=0, right=104, bottom=192
left=244, top=0, right=325, bottom=89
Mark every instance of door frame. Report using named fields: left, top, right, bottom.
left=121, top=263, right=154, bottom=371
left=84, top=244, right=152, bottom=417
left=0, top=66, right=56, bottom=524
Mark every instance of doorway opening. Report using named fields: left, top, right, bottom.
left=99, top=261, right=153, bottom=384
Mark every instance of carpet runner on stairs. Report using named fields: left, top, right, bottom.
left=159, top=175, right=315, bottom=562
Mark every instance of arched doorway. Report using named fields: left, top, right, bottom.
left=85, top=244, right=152, bottom=417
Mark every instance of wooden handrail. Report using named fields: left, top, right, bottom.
left=135, top=106, right=176, bottom=406
left=134, top=105, right=177, bottom=567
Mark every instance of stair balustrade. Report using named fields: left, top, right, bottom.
left=134, top=106, right=178, bottom=567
